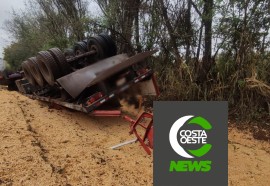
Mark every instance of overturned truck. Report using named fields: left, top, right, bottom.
left=15, top=34, right=157, bottom=154
left=16, top=34, right=158, bottom=113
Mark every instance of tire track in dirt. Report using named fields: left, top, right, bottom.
left=16, top=101, right=70, bottom=185
left=8, top=90, right=153, bottom=186
left=0, top=90, right=58, bottom=185
left=1, top=89, right=270, bottom=186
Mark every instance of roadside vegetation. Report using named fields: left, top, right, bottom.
left=3, top=0, right=270, bottom=122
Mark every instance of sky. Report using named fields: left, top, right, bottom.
left=0, top=0, right=26, bottom=59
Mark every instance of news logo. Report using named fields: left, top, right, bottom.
left=169, top=115, right=212, bottom=172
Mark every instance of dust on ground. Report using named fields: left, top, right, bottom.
left=0, top=90, right=269, bottom=186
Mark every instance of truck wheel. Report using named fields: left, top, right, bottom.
left=36, top=51, right=60, bottom=86
left=48, top=48, right=71, bottom=76
left=21, top=61, right=37, bottom=86
left=27, top=57, right=46, bottom=87
left=99, top=33, right=117, bottom=57
left=74, top=42, right=88, bottom=55
left=87, top=36, right=106, bottom=61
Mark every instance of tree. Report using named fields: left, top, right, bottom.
left=95, top=0, right=142, bottom=54
left=3, top=0, right=91, bottom=69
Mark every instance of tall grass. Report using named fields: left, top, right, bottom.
left=150, top=52, right=270, bottom=120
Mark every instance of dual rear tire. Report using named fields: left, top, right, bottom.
left=22, top=34, right=117, bottom=88
left=23, top=49, right=70, bottom=87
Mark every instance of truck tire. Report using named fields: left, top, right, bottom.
left=74, top=42, right=88, bottom=56
left=48, top=48, right=71, bottom=76
left=21, top=61, right=37, bottom=86
left=36, top=51, right=60, bottom=86
left=99, top=33, right=117, bottom=57
left=27, top=57, right=46, bottom=87
left=87, top=36, right=106, bottom=61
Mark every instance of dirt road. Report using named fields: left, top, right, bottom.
left=0, top=90, right=269, bottom=186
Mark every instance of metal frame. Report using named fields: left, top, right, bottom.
left=124, top=112, right=153, bottom=155
left=25, top=69, right=154, bottom=114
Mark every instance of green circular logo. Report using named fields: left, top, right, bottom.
left=169, top=115, right=212, bottom=158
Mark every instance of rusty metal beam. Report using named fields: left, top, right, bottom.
left=67, top=50, right=97, bottom=63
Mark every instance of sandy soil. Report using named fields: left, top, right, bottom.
left=0, top=89, right=269, bottom=186
left=228, top=126, right=270, bottom=186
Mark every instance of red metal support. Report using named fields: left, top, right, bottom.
left=90, top=110, right=122, bottom=117
left=123, top=112, right=153, bottom=155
